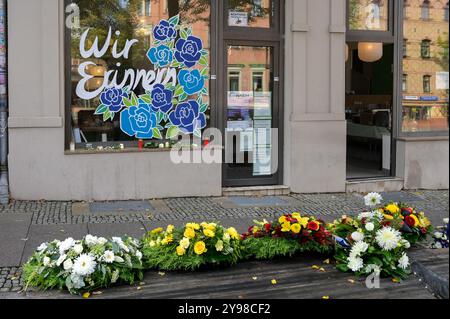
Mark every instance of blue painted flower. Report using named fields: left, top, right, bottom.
left=120, top=99, right=158, bottom=139
left=147, top=45, right=173, bottom=68
left=178, top=70, right=205, bottom=95
left=153, top=20, right=177, bottom=42
left=100, top=88, right=128, bottom=113
left=175, top=36, right=203, bottom=68
left=151, top=84, right=173, bottom=114
left=168, top=100, right=206, bottom=134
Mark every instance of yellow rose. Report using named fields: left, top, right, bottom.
left=161, top=234, right=173, bottom=245
left=203, top=229, right=215, bottom=238
left=278, top=216, right=287, bottom=224
left=204, top=223, right=216, bottom=231
left=186, top=223, right=200, bottom=230
left=281, top=222, right=291, bottom=232
left=194, top=241, right=207, bottom=255
left=292, top=212, right=302, bottom=220
left=179, top=237, right=190, bottom=249
left=184, top=227, right=196, bottom=239
left=151, top=228, right=163, bottom=235
left=291, top=223, right=301, bottom=234
left=252, top=227, right=260, bottom=234
left=386, top=204, right=401, bottom=214
left=298, top=217, right=310, bottom=228
left=166, top=225, right=175, bottom=234
left=176, top=246, right=186, bottom=256
left=227, top=227, right=240, bottom=240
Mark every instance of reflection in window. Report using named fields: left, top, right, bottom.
left=348, top=0, right=389, bottom=31
left=228, top=0, right=272, bottom=28
left=67, top=0, right=211, bottom=147
left=421, top=39, right=431, bottom=58
left=421, top=0, right=430, bottom=20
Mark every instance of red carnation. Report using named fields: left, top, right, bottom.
left=264, top=223, right=272, bottom=232
left=308, top=221, right=320, bottom=231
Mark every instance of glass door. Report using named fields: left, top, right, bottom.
left=223, top=44, right=280, bottom=187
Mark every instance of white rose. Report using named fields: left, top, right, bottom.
left=365, top=223, right=375, bottom=232
left=63, top=259, right=73, bottom=270
left=97, top=237, right=108, bottom=245
left=37, top=243, right=48, bottom=252
left=57, top=254, right=67, bottom=267
left=73, top=244, right=83, bottom=255
left=136, top=250, right=143, bottom=260
left=351, top=231, right=365, bottom=242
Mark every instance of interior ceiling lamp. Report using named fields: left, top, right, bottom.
left=358, top=42, right=383, bottom=62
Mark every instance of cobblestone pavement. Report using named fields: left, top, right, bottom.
left=0, top=190, right=448, bottom=293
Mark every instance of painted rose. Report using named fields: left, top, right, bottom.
left=100, top=88, right=128, bottom=113
left=120, top=99, right=158, bottom=139
left=178, top=69, right=205, bottom=95
left=174, top=36, right=203, bottom=68
left=153, top=19, right=177, bottom=42
left=147, top=45, right=173, bottom=68
left=151, top=84, right=173, bottom=113
left=168, top=100, right=206, bottom=134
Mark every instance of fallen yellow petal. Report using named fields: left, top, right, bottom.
left=319, top=268, right=326, bottom=272
left=348, top=279, right=355, bottom=284
left=271, top=279, right=277, bottom=285
left=158, top=272, right=166, bottom=276
left=323, top=259, right=330, bottom=264
left=392, top=278, right=400, bottom=283
left=311, top=265, right=320, bottom=270
left=322, top=296, right=330, bottom=300
left=252, top=277, right=258, bottom=281
left=82, top=292, right=91, bottom=299
left=137, top=287, right=142, bottom=290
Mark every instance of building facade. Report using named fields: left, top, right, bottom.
left=3, top=0, right=449, bottom=201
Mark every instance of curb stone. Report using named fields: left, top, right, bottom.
left=411, top=261, right=449, bottom=299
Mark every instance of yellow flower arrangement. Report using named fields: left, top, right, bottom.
left=186, top=223, right=201, bottom=230
left=281, top=222, right=291, bottom=232
left=418, top=213, right=431, bottom=228
left=409, top=214, right=420, bottom=227
left=292, top=212, right=302, bottom=220
left=184, top=227, right=196, bottom=239
left=279, top=216, right=287, bottom=224
left=161, top=234, right=174, bottom=245
left=194, top=241, right=207, bottom=255
left=298, top=217, right=310, bottom=228
left=291, top=223, right=301, bottom=234
left=179, top=237, right=190, bottom=249
left=151, top=227, right=164, bottom=235
left=166, top=225, right=175, bottom=234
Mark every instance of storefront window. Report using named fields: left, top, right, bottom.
left=66, top=0, right=211, bottom=148
left=348, top=0, right=389, bottom=31
left=227, top=0, right=273, bottom=28
left=402, top=1, right=449, bottom=133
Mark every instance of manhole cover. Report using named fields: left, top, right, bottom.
left=89, top=201, right=153, bottom=213
left=227, top=196, right=291, bottom=207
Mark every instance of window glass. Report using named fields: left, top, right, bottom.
left=66, top=0, right=211, bottom=148
left=348, top=0, right=389, bottom=31
left=402, top=1, right=449, bottom=132
left=228, top=0, right=273, bottom=28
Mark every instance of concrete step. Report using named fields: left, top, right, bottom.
left=346, top=178, right=404, bottom=193
left=222, top=185, right=291, bottom=197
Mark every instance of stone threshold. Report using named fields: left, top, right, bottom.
left=222, top=185, right=291, bottom=197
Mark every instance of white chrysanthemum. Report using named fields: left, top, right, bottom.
left=401, top=239, right=411, bottom=249
left=59, top=238, right=76, bottom=254
left=102, top=251, right=115, bottom=264
left=179, top=237, right=190, bottom=250
left=365, top=264, right=381, bottom=275
left=63, top=259, right=73, bottom=271
left=365, top=222, right=375, bottom=232
left=57, top=254, right=67, bottom=267
left=136, top=250, right=142, bottom=261
left=72, top=254, right=97, bottom=276
left=358, top=212, right=373, bottom=220
left=375, top=227, right=401, bottom=251
left=215, top=240, right=224, bottom=252
left=351, top=231, right=365, bottom=242
left=97, top=237, right=108, bottom=245
left=85, top=235, right=99, bottom=247
left=43, top=256, right=52, bottom=267
left=112, top=237, right=130, bottom=252
left=364, top=192, right=383, bottom=207
left=73, top=244, right=83, bottom=255
left=398, top=253, right=410, bottom=270
left=350, top=241, right=369, bottom=258
left=37, top=243, right=48, bottom=252
left=348, top=257, right=364, bottom=272
left=434, top=232, right=443, bottom=239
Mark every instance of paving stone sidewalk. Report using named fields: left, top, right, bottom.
left=0, top=190, right=448, bottom=295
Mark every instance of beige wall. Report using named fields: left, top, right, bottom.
left=7, top=0, right=221, bottom=201
left=284, top=0, right=347, bottom=193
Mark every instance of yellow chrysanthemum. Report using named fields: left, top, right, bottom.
left=203, top=229, right=215, bottom=238
left=281, top=222, right=291, bottom=232
left=291, top=223, right=301, bottom=234
left=386, top=204, right=401, bottom=214
left=227, top=227, right=240, bottom=240
left=184, top=227, right=196, bottom=239
left=194, top=241, right=207, bottom=255
left=278, top=216, right=287, bottom=224
left=176, top=246, right=186, bottom=256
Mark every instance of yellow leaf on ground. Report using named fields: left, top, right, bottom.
left=392, top=278, right=400, bottom=283
left=137, top=287, right=142, bottom=290
left=348, top=279, right=355, bottom=284
left=311, top=265, right=320, bottom=270
left=323, top=259, right=330, bottom=264
left=158, top=272, right=166, bottom=276
left=271, top=279, right=277, bottom=285
left=322, top=296, right=330, bottom=300
left=82, top=292, right=91, bottom=299
left=319, top=268, right=326, bottom=272
left=252, top=277, right=258, bottom=281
